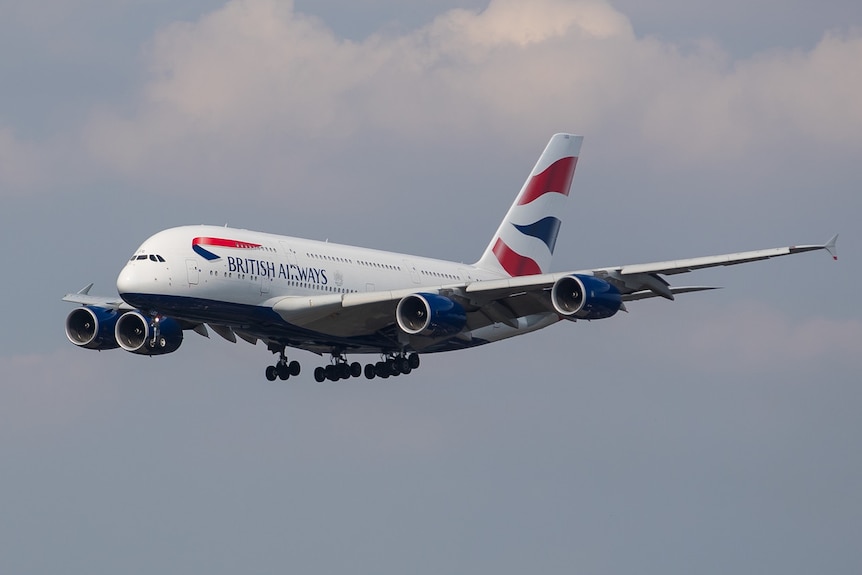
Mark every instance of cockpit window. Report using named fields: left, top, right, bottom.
left=131, top=253, right=166, bottom=262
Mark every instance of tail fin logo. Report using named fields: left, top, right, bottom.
left=475, top=134, right=583, bottom=278
left=517, top=156, right=577, bottom=206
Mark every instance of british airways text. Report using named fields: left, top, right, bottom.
left=227, top=257, right=328, bottom=284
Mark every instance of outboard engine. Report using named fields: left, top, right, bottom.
left=551, top=274, right=622, bottom=320
left=115, top=311, right=183, bottom=355
left=396, top=293, right=467, bottom=337
left=65, top=306, right=121, bottom=350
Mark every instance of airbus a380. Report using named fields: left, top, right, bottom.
left=64, top=133, right=838, bottom=382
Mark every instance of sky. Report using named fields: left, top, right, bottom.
left=1, top=0, right=860, bottom=573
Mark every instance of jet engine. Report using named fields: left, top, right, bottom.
left=65, top=306, right=121, bottom=350
left=550, top=274, right=622, bottom=320
left=396, top=293, right=467, bottom=337
left=115, top=311, right=183, bottom=355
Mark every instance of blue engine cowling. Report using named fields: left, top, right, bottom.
left=65, top=306, right=121, bottom=350
left=396, top=293, right=467, bottom=337
left=114, top=311, right=183, bottom=355
left=551, top=274, right=622, bottom=320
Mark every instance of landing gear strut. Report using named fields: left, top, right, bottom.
left=265, top=346, right=301, bottom=381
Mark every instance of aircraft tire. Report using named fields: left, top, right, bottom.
left=408, top=353, right=420, bottom=369
left=277, top=363, right=290, bottom=380
left=395, top=357, right=410, bottom=374
left=338, top=363, right=350, bottom=379
left=289, top=360, right=301, bottom=376
left=265, top=365, right=278, bottom=381
left=314, top=367, right=326, bottom=383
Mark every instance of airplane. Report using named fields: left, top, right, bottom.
left=63, top=133, right=838, bottom=382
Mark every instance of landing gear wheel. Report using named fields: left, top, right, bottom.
left=325, top=365, right=338, bottom=381
left=314, top=367, right=326, bottom=383
left=276, top=362, right=290, bottom=380
left=288, top=360, right=301, bottom=376
left=364, top=363, right=376, bottom=379
left=395, top=356, right=410, bottom=374
left=388, top=360, right=400, bottom=377
left=265, top=365, right=277, bottom=381
left=338, top=363, right=351, bottom=380
left=375, top=361, right=390, bottom=379
left=350, top=362, right=362, bottom=378
left=408, top=353, right=420, bottom=369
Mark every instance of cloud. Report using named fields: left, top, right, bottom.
left=75, top=0, right=862, bottom=202
left=0, top=128, right=45, bottom=192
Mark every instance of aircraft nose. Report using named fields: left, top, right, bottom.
left=116, top=263, right=143, bottom=296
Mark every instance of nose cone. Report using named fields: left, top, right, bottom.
left=116, top=263, right=139, bottom=296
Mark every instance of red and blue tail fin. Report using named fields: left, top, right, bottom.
left=475, top=133, right=583, bottom=276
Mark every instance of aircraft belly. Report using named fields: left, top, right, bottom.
left=467, top=313, right=559, bottom=344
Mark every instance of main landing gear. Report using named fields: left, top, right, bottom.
left=265, top=347, right=301, bottom=381
left=313, top=355, right=362, bottom=383
left=362, top=352, right=420, bottom=380
left=263, top=347, right=421, bottom=382
left=314, top=353, right=419, bottom=383
left=312, top=352, right=422, bottom=382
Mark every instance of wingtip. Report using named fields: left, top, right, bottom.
left=77, top=283, right=94, bottom=295
left=825, top=234, right=839, bottom=261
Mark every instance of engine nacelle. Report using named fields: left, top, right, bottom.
left=396, top=293, right=467, bottom=337
left=115, top=311, right=183, bottom=355
left=551, top=274, right=622, bottom=320
left=65, top=306, right=121, bottom=350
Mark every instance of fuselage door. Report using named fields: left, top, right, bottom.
left=403, top=259, right=421, bottom=284
left=186, top=259, right=199, bottom=286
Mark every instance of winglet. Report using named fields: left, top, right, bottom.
left=77, top=283, right=95, bottom=295
left=825, top=234, right=839, bottom=261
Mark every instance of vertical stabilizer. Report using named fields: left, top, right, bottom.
left=474, top=133, right=583, bottom=277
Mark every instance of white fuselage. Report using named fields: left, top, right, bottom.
left=118, top=225, right=504, bottom=307
left=115, top=225, right=560, bottom=354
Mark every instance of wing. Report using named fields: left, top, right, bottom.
left=271, top=235, right=838, bottom=338
left=589, top=234, right=838, bottom=301
left=62, top=283, right=133, bottom=310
